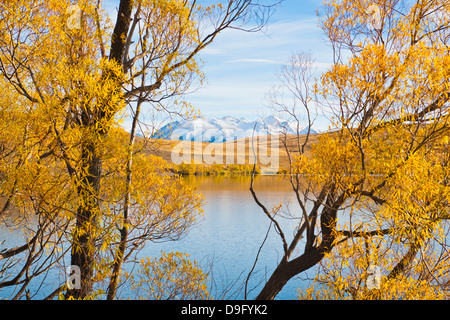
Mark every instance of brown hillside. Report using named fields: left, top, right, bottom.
left=136, top=133, right=320, bottom=171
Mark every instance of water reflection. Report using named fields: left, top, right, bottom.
left=137, top=175, right=304, bottom=300
left=183, top=175, right=295, bottom=192
left=0, top=175, right=304, bottom=300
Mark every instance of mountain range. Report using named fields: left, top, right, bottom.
left=151, top=116, right=319, bottom=143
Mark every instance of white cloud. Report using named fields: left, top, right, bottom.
left=188, top=14, right=333, bottom=120
left=225, top=58, right=281, bottom=65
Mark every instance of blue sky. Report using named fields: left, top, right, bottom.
left=103, top=0, right=333, bottom=131
left=187, top=0, right=332, bottom=129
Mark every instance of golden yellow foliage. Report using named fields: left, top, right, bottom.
left=294, top=0, right=450, bottom=300
left=254, top=0, right=450, bottom=300
left=127, top=251, right=210, bottom=300
left=0, top=0, right=265, bottom=299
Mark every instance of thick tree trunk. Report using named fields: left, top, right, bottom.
left=67, top=146, right=102, bottom=299
left=66, top=0, right=134, bottom=299
left=109, top=0, right=134, bottom=65
left=255, top=248, right=325, bottom=300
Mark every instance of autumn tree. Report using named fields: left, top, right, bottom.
left=0, top=0, right=275, bottom=300
left=252, top=0, right=450, bottom=300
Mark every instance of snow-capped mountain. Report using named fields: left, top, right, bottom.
left=152, top=116, right=319, bottom=143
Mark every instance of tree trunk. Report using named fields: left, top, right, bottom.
left=66, top=0, right=135, bottom=299
left=255, top=195, right=341, bottom=300
left=388, top=240, right=421, bottom=279
left=255, top=247, right=325, bottom=300
left=106, top=129, right=134, bottom=300
left=106, top=97, right=143, bottom=300
left=109, top=0, right=134, bottom=66
left=66, top=145, right=102, bottom=299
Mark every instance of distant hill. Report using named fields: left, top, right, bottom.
left=139, top=132, right=321, bottom=172
left=151, top=116, right=319, bottom=143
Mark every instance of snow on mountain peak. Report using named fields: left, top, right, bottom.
left=152, top=116, right=318, bottom=143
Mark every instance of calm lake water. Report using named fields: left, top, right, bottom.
left=0, top=175, right=309, bottom=300
left=135, top=175, right=308, bottom=300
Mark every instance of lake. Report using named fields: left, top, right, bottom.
left=0, top=175, right=309, bottom=300
left=135, top=175, right=308, bottom=300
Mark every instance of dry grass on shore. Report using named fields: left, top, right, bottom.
left=137, top=133, right=320, bottom=174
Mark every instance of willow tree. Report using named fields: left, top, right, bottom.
left=0, top=0, right=274, bottom=300
left=252, top=0, right=450, bottom=300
